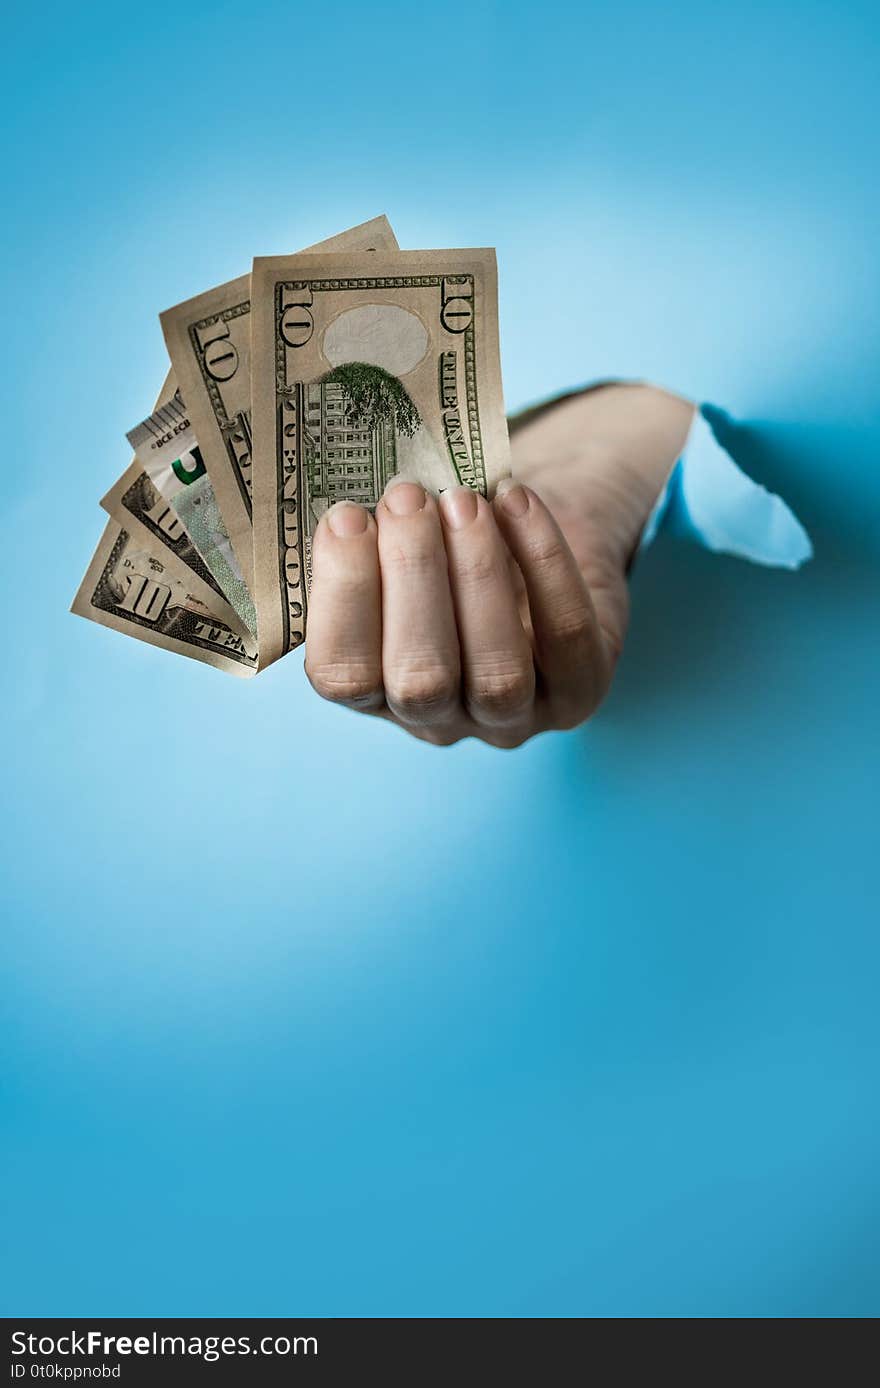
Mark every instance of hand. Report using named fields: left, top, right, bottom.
left=304, top=384, right=695, bottom=748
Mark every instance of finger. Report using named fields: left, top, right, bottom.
left=492, top=481, right=610, bottom=723
left=375, top=481, right=461, bottom=727
left=304, top=501, right=384, bottom=710
left=439, top=486, right=535, bottom=730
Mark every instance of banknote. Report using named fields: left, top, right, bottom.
left=126, top=387, right=256, bottom=635
left=159, top=215, right=400, bottom=597
left=104, top=370, right=250, bottom=638
left=71, top=519, right=258, bottom=677
left=249, top=248, right=510, bottom=665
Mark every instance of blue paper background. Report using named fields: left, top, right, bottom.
left=2, top=0, right=878, bottom=1317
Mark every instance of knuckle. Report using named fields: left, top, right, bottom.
left=525, top=532, right=568, bottom=572
left=466, top=665, right=534, bottom=722
left=549, top=605, right=595, bottom=647
left=305, top=659, right=383, bottom=708
left=385, top=665, right=460, bottom=723
left=455, top=545, right=505, bottom=589
left=380, top=534, right=445, bottom=579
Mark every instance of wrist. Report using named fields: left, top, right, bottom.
left=510, top=383, right=696, bottom=571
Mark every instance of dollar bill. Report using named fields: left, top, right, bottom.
left=105, top=370, right=249, bottom=639
left=126, top=386, right=256, bottom=635
left=71, top=519, right=258, bottom=677
left=249, top=247, right=510, bottom=666
left=159, top=215, right=400, bottom=598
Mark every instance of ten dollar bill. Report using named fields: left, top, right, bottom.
left=249, top=247, right=509, bottom=665
left=159, top=215, right=400, bottom=599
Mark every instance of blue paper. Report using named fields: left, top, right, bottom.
left=641, top=406, right=813, bottom=568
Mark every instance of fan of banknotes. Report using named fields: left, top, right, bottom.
left=71, top=215, right=510, bottom=677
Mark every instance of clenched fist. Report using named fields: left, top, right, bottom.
left=304, top=383, right=694, bottom=747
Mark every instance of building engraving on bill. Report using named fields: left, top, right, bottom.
left=304, top=379, right=398, bottom=524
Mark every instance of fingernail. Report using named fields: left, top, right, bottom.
left=440, top=485, right=479, bottom=530
left=383, top=480, right=426, bottom=516
left=495, top=478, right=530, bottom=518
left=326, top=502, right=368, bottom=537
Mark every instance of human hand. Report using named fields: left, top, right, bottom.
left=304, top=384, right=695, bottom=748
